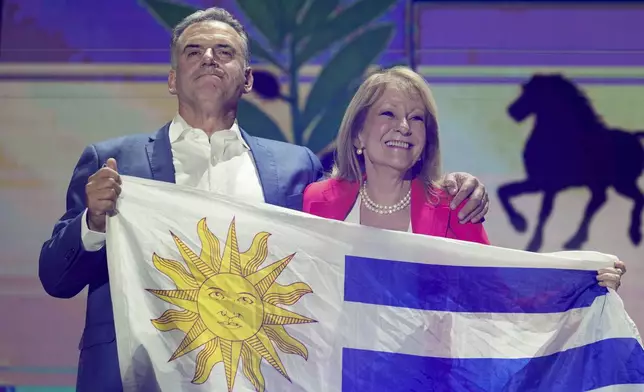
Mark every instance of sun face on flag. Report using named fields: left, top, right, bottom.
left=146, top=217, right=316, bottom=392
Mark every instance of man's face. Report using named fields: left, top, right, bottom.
left=168, top=20, right=253, bottom=109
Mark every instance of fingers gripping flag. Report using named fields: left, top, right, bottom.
left=106, top=176, right=644, bottom=392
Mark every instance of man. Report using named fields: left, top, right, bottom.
left=39, top=7, right=490, bottom=391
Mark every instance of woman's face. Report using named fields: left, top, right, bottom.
left=356, top=86, right=427, bottom=176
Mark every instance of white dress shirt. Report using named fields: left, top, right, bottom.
left=81, top=114, right=265, bottom=251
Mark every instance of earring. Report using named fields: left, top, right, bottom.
left=356, top=147, right=363, bottom=155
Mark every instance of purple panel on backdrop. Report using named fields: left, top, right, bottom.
left=417, top=52, right=644, bottom=66
left=417, top=5, right=644, bottom=65
left=2, top=1, right=643, bottom=66
left=0, top=0, right=407, bottom=65
left=0, top=0, right=267, bottom=63
left=2, top=74, right=643, bottom=85
left=0, top=0, right=175, bottom=63
left=0, top=74, right=168, bottom=82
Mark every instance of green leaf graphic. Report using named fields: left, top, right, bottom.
left=294, top=0, right=397, bottom=68
left=293, top=0, right=340, bottom=43
left=139, top=0, right=198, bottom=30
left=249, top=38, right=285, bottom=72
left=305, top=84, right=359, bottom=154
left=271, top=0, right=308, bottom=46
left=302, top=24, right=395, bottom=130
left=238, top=99, right=287, bottom=143
left=236, top=0, right=283, bottom=50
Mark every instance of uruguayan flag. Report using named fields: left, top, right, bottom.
left=106, top=176, right=644, bottom=392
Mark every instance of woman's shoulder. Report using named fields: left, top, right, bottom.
left=303, top=177, right=360, bottom=215
left=304, top=178, right=335, bottom=197
left=303, top=177, right=356, bottom=200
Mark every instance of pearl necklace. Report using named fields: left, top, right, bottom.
left=359, top=181, right=411, bottom=215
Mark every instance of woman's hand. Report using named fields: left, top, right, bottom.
left=597, top=260, right=626, bottom=290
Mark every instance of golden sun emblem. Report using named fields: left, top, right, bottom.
left=146, top=217, right=315, bottom=392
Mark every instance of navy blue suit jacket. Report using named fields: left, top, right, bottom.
left=38, top=123, right=323, bottom=391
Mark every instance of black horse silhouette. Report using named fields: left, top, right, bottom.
left=498, top=74, right=644, bottom=252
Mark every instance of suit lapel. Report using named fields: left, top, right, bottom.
left=309, top=179, right=359, bottom=221
left=145, top=123, right=176, bottom=184
left=241, top=129, right=281, bottom=206
left=411, top=180, right=450, bottom=236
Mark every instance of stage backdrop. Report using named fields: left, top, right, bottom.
left=1, top=0, right=643, bottom=390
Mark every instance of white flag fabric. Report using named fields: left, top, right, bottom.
left=106, top=176, right=644, bottom=392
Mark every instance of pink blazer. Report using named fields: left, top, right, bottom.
left=303, top=178, right=490, bottom=245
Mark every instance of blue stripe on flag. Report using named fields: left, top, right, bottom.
left=344, top=256, right=606, bottom=313
left=342, top=338, right=644, bottom=391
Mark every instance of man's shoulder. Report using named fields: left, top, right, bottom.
left=92, top=133, right=150, bottom=149
left=304, top=177, right=351, bottom=200
left=247, top=135, right=322, bottom=174
left=87, top=134, right=150, bottom=163
left=90, top=124, right=168, bottom=157
left=304, top=178, right=335, bottom=194
left=251, top=136, right=313, bottom=156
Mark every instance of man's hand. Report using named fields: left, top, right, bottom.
left=442, top=172, right=489, bottom=224
left=85, top=158, right=121, bottom=232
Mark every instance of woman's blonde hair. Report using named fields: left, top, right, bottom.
left=331, top=66, right=442, bottom=191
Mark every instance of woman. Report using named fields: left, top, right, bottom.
left=303, top=66, right=625, bottom=289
